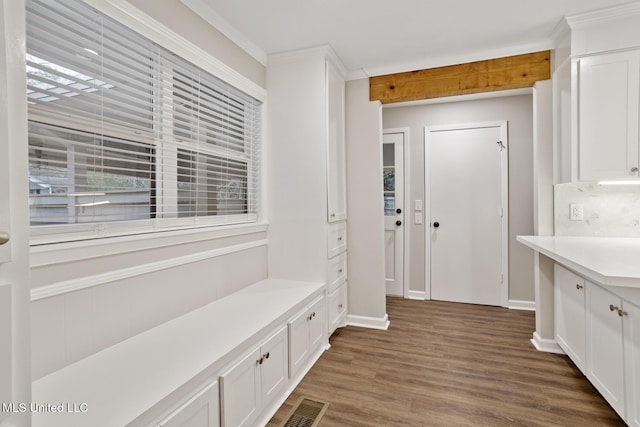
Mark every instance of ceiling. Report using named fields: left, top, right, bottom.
left=181, top=0, right=635, bottom=79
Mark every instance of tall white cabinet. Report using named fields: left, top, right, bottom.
left=266, top=46, right=348, bottom=335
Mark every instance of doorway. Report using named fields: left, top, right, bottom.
left=425, top=121, right=508, bottom=307
left=382, top=131, right=405, bottom=297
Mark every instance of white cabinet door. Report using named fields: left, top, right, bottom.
left=586, top=281, right=626, bottom=416
left=308, top=297, right=326, bottom=351
left=326, top=60, right=347, bottom=223
left=260, top=327, right=288, bottom=406
left=625, top=301, right=640, bottom=427
left=578, top=50, right=640, bottom=181
left=220, top=349, right=261, bottom=427
left=288, top=309, right=310, bottom=378
left=289, top=297, right=326, bottom=378
left=220, top=327, right=288, bottom=427
left=157, top=381, right=220, bottom=427
left=555, top=264, right=586, bottom=372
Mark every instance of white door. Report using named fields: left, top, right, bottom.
left=425, top=122, right=508, bottom=306
left=1, top=1, right=31, bottom=425
left=383, top=132, right=404, bottom=296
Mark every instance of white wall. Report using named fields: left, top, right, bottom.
left=383, top=94, right=535, bottom=303
left=29, top=0, right=269, bottom=380
left=345, top=79, right=387, bottom=325
left=126, top=0, right=265, bottom=88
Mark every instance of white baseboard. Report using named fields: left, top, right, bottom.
left=530, top=332, right=565, bottom=354
left=407, top=290, right=427, bottom=300
left=346, top=313, right=390, bottom=330
left=508, top=299, right=535, bottom=311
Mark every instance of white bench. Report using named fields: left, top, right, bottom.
left=32, top=279, right=327, bottom=427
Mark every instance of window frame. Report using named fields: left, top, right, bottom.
left=27, top=0, right=267, bottom=246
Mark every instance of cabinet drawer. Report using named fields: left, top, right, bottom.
left=328, top=283, right=347, bottom=334
left=327, top=221, right=347, bottom=258
left=327, top=252, right=347, bottom=293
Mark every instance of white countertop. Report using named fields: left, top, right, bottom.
left=32, top=278, right=325, bottom=427
left=517, top=235, right=640, bottom=288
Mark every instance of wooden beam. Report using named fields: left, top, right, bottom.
left=369, top=50, right=551, bottom=104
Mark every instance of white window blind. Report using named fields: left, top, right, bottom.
left=26, top=0, right=261, bottom=239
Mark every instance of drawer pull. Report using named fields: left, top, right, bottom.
left=338, top=236, right=343, bottom=242
left=576, top=284, right=583, bottom=290
left=338, top=268, right=343, bottom=273
left=257, top=357, right=264, bottom=365
left=338, top=304, right=343, bottom=309
left=264, top=352, right=270, bottom=359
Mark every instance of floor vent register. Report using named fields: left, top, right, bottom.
left=280, top=397, right=329, bottom=427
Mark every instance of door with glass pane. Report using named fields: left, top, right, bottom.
left=383, top=132, right=404, bottom=296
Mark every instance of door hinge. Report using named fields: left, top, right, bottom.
left=500, top=274, right=504, bottom=284
left=499, top=207, right=504, bottom=218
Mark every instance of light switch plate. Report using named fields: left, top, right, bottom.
left=415, top=200, right=423, bottom=212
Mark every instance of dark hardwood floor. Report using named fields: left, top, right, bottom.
left=268, top=297, right=625, bottom=426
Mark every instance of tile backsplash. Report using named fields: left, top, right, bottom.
left=555, top=182, right=640, bottom=237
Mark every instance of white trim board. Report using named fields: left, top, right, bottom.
left=407, top=290, right=426, bottom=300
left=530, top=332, right=565, bottom=354
left=346, top=313, right=390, bottom=331
left=30, top=239, right=268, bottom=301
left=508, top=300, right=535, bottom=311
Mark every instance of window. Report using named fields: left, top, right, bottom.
left=26, top=0, right=261, bottom=239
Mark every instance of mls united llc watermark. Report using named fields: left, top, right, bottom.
left=2, top=402, right=88, bottom=414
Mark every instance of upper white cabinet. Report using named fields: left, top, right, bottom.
left=577, top=50, right=640, bottom=181
left=555, top=264, right=586, bottom=373
left=326, top=60, right=347, bottom=222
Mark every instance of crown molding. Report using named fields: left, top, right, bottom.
left=565, top=1, right=640, bottom=29
left=550, top=17, right=571, bottom=48
left=267, top=45, right=348, bottom=79
left=180, top=0, right=268, bottom=66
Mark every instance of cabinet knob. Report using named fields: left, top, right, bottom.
left=618, top=309, right=628, bottom=317
left=610, top=304, right=617, bottom=312
left=338, top=304, right=343, bottom=309
left=576, top=284, right=583, bottom=290
left=257, top=357, right=264, bottom=365
left=631, top=166, right=639, bottom=175
left=338, top=268, right=343, bottom=273
left=338, top=236, right=343, bottom=242
left=395, top=220, right=402, bottom=226
left=264, top=352, right=270, bottom=359
left=331, top=213, right=336, bottom=218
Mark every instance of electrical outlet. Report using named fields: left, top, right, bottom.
left=570, top=204, right=584, bottom=221
left=415, top=213, right=423, bottom=225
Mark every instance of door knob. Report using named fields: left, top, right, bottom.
left=395, top=220, right=402, bottom=226
left=0, top=232, right=9, bottom=245
left=396, top=208, right=402, bottom=214
left=433, top=222, right=440, bottom=228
